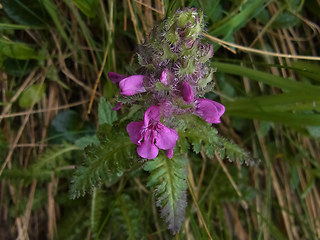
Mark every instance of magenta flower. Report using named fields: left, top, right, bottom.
left=160, top=69, right=168, bottom=85
left=126, top=106, right=179, bottom=159
left=111, top=102, right=122, bottom=111
left=180, top=81, right=225, bottom=123
left=108, top=72, right=126, bottom=83
left=119, top=75, right=146, bottom=96
left=108, top=72, right=146, bottom=96
left=181, top=81, right=194, bottom=103
left=195, top=98, right=225, bottom=124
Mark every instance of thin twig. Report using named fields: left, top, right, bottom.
left=87, top=47, right=109, bottom=114
left=187, top=180, right=213, bottom=240
left=134, top=0, right=164, bottom=14
left=203, top=32, right=320, bottom=60
left=0, top=100, right=88, bottom=119
left=214, top=151, right=248, bottom=209
left=128, top=0, right=142, bottom=44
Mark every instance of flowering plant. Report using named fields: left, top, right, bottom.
left=71, top=8, right=249, bottom=235
left=108, top=8, right=225, bottom=160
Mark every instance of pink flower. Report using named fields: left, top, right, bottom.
left=160, top=69, right=168, bottom=85
left=126, top=106, right=179, bottom=159
left=180, top=81, right=225, bottom=123
left=119, top=75, right=146, bottom=96
left=108, top=72, right=146, bottom=96
left=112, top=102, right=122, bottom=111
left=195, top=98, right=225, bottom=124
left=107, top=72, right=126, bottom=83
left=181, top=81, right=194, bottom=103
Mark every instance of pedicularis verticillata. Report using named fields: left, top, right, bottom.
left=108, top=8, right=225, bottom=160
left=107, top=8, right=227, bottom=234
left=71, top=8, right=250, bottom=235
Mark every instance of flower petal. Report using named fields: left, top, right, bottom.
left=108, top=72, right=126, bottom=83
left=160, top=69, right=168, bottom=85
left=119, top=75, right=146, bottom=96
left=195, top=98, right=225, bottom=123
left=137, top=133, right=159, bottom=159
left=165, top=149, right=174, bottom=159
left=112, top=102, right=122, bottom=111
left=181, top=81, right=194, bottom=103
left=143, top=105, right=161, bottom=126
left=126, top=121, right=144, bottom=145
left=155, top=123, right=179, bottom=150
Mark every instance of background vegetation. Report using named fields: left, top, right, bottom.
left=1, top=0, right=320, bottom=239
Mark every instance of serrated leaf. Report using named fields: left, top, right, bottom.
left=75, top=135, right=99, bottom=149
left=70, top=124, right=138, bottom=199
left=98, top=97, right=117, bottom=125
left=144, top=154, right=188, bottom=235
left=19, top=83, right=46, bottom=108
left=178, top=115, right=250, bottom=163
left=178, top=115, right=221, bottom=158
left=1, top=144, right=79, bottom=185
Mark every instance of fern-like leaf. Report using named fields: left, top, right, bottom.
left=144, top=153, right=188, bottom=234
left=70, top=124, right=138, bottom=199
left=1, top=143, right=79, bottom=184
left=178, top=115, right=251, bottom=164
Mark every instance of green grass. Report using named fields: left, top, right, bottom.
left=1, top=0, right=320, bottom=239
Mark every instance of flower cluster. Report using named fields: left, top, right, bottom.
left=108, top=9, right=225, bottom=160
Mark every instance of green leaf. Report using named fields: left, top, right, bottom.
left=144, top=154, right=188, bottom=235
left=90, top=188, right=107, bottom=235
left=225, top=92, right=320, bottom=112
left=1, top=143, right=79, bottom=185
left=42, top=0, right=71, bottom=47
left=178, top=115, right=220, bottom=157
left=75, top=135, right=99, bottom=149
left=72, top=0, right=99, bottom=18
left=212, top=62, right=320, bottom=95
left=18, top=83, right=46, bottom=108
left=291, top=61, right=320, bottom=83
left=2, top=0, right=49, bottom=26
left=0, top=130, right=8, bottom=161
left=271, top=11, right=300, bottom=28
left=0, top=38, right=44, bottom=60
left=49, top=110, right=95, bottom=143
left=178, top=115, right=251, bottom=164
left=210, top=0, right=268, bottom=38
left=1, top=58, right=36, bottom=77
left=306, top=126, right=320, bottom=138
left=228, top=110, right=320, bottom=127
left=0, top=22, right=44, bottom=30
left=98, top=97, right=117, bottom=125
left=70, top=124, right=138, bottom=199
left=46, top=66, right=70, bottom=90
